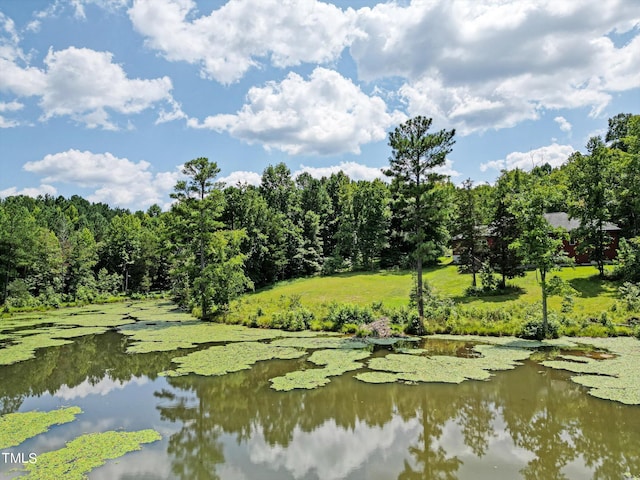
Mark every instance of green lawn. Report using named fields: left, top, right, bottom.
left=227, top=264, right=623, bottom=328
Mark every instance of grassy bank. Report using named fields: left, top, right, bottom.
left=224, top=264, right=636, bottom=337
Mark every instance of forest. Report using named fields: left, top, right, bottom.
left=1, top=113, right=639, bottom=336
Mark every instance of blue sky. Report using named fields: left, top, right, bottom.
left=1, top=0, right=639, bottom=211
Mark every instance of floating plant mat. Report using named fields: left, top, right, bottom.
left=19, top=429, right=161, bottom=480
left=355, top=344, right=532, bottom=384
left=0, top=300, right=193, bottom=334
left=541, top=336, right=640, bottom=405
left=0, top=327, right=110, bottom=366
left=160, top=341, right=306, bottom=377
left=269, top=336, right=366, bottom=350
left=121, top=322, right=337, bottom=353
left=0, top=407, right=82, bottom=449
left=270, top=349, right=371, bottom=391
left=431, top=334, right=579, bottom=349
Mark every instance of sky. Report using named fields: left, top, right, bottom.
left=1, top=0, right=639, bottom=211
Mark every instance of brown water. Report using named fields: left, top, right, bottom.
left=1, top=331, right=639, bottom=479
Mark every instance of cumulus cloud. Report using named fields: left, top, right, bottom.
left=0, top=100, right=23, bottom=127
left=0, top=184, right=57, bottom=198
left=188, top=67, right=405, bottom=155
left=294, top=161, right=386, bottom=181
left=351, top=0, right=640, bottom=134
left=23, top=149, right=183, bottom=209
left=218, top=170, right=262, bottom=187
left=129, top=0, right=359, bottom=84
left=480, top=143, right=575, bottom=172
left=0, top=16, right=180, bottom=130
left=554, top=116, right=572, bottom=132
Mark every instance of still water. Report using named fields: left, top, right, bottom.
left=1, top=331, right=639, bottom=479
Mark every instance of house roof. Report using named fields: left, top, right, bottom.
left=543, top=212, right=621, bottom=232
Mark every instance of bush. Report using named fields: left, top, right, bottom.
left=634, top=324, right=640, bottom=340
left=270, top=308, right=314, bottom=331
left=519, top=317, right=560, bottom=340
left=325, top=303, right=374, bottom=330
left=619, top=282, right=640, bottom=311
left=518, top=306, right=560, bottom=340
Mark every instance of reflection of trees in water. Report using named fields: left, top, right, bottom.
left=0, top=331, right=177, bottom=414
left=2, top=334, right=640, bottom=479
left=160, top=357, right=640, bottom=480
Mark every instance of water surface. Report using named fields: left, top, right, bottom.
left=1, top=331, right=639, bottom=479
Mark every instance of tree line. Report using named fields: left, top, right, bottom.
left=1, top=113, right=639, bottom=330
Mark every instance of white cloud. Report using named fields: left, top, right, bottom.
left=39, top=47, right=174, bottom=129
left=554, top=116, right=572, bottom=132
left=480, top=143, right=575, bottom=172
left=0, top=21, right=178, bottom=130
left=219, top=170, right=262, bottom=187
left=294, top=161, right=386, bottom=181
left=23, top=149, right=183, bottom=209
left=129, top=0, right=359, bottom=84
left=0, top=184, right=57, bottom=198
left=188, top=67, right=405, bottom=155
left=0, top=100, right=23, bottom=127
left=351, top=0, right=640, bottom=134
left=70, top=0, right=130, bottom=19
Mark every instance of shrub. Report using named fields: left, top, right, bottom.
left=518, top=306, right=560, bottom=340
left=325, top=303, right=374, bottom=330
left=270, top=308, right=314, bottom=331
left=619, top=282, right=640, bottom=311
left=634, top=324, right=640, bottom=340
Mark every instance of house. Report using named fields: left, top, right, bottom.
left=451, top=212, right=621, bottom=265
left=543, top=212, right=620, bottom=265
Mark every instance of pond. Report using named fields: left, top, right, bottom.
left=1, top=309, right=640, bottom=479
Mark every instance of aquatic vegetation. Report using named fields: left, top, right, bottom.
left=20, top=429, right=161, bottom=479
left=0, top=407, right=82, bottom=449
left=270, top=349, right=371, bottom=391
left=432, top=334, right=578, bottom=349
left=161, top=342, right=306, bottom=377
left=355, top=344, right=532, bottom=385
left=269, top=336, right=365, bottom=350
left=0, top=334, right=73, bottom=366
left=542, top=337, right=640, bottom=404
left=0, top=326, right=110, bottom=366
left=122, top=321, right=336, bottom=353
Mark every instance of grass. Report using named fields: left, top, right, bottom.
left=226, top=264, right=623, bottom=325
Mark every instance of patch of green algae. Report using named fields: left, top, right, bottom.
left=20, top=429, right=161, bottom=480
left=160, top=341, right=306, bottom=377
left=269, top=336, right=365, bottom=350
left=432, top=334, right=579, bottom=349
left=122, top=322, right=338, bottom=353
left=0, top=327, right=109, bottom=366
left=0, top=334, right=73, bottom=366
left=542, top=337, right=640, bottom=405
left=0, top=407, right=82, bottom=449
left=355, top=344, right=532, bottom=385
left=270, top=349, right=371, bottom=391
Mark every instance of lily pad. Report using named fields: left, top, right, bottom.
left=0, top=407, right=82, bottom=449
left=270, top=349, right=371, bottom=391
left=19, top=429, right=161, bottom=480
left=542, top=337, right=640, bottom=405
left=356, top=344, right=532, bottom=385
left=160, top=341, right=306, bottom=377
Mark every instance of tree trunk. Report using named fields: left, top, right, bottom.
left=417, top=256, right=425, bottom=333
left=541, top=269, right=548, bottom=338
